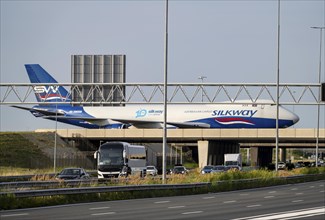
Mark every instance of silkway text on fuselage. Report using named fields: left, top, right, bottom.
left=212, top=110, right=258, bottom=117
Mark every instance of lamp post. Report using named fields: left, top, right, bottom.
left=162, top=0, right=169, bottom=182
left=311, top=26, right=325, bottom=167
left=275, top=0, right=281, bottom=172
left=198, top=76, right=207, bottom=102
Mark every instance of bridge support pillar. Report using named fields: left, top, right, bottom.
left=198, top=140, right=239, bottom=167
left=280, top=148, right=287, bottom=162
left=250, top=147, right=273, bottom=167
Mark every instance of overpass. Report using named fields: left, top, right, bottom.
left=37, top=128, right=325, bottom=167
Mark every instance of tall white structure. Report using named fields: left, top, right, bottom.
left=71, top=55, right=126, bottom=106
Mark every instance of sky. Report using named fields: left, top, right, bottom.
left=0, top=0, right=324, bottom=131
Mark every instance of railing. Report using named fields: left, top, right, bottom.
left=1, top=173, right=323, bottom=198
left=1, top=83, right=323, bottom=105
left=0, top=182, right=210, bottom=198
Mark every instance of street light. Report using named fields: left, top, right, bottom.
left=275, top=0, right=281, bottom=172
left=162, top=0, right=169, bottom=183
left=198, top=76, right=207, bottom=102
left=311, top=26, right=325, bottom=167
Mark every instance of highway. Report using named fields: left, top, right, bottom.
left=1, top=181, right=324, bottom=220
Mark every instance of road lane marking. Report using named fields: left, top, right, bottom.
left=154, top=200, right=170, bottom=204
left=168, top=206, right=185, bottom=209
left=309, top=186, right=315, bottom=188
left=1, top=213, right=29, bottom=218
left=264, top=196, right=274, bottom=198
left=231, top=206, right=325, bottom=220
left=247, top=204, right=261, bottom=208
left=290, top=188, right=298, bottom=190
left=240, top=193, right=249, bottom=196
left=89, top=207, right=110, bottom=210
left=292, top=200, right=303, bottom=203
left=182, top=211, right=203, bottom=215
left=91, top=212, right=115, bottom=216
left=202, top=196, right=215, bottom=199
left=268, top=191, right=276, bottom=193
left=295, top=192, right=303, bottom=195
left=223, top=200, right=236, bottom=203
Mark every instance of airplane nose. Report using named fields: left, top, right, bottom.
left=292, top=112, right=300, bottom=125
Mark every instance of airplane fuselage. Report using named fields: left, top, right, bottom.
left=33, top=102, right=299, bottom=129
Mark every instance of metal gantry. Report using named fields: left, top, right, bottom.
left=0, top=83, right=323, bottom=105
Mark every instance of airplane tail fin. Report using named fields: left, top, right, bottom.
left=25, top=64, right=71, bottom=103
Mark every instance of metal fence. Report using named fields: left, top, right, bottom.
left=1, top=83, right=323, bottom=105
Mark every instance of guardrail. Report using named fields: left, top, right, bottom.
left=0, top=182, right=211, bottom=198
left=0, top=171, right=98, bottom=182
left=1, top=173, right=324, bottom=198
left=0, top=179, right=97, bottom=190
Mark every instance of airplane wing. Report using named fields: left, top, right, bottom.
left=111, top=118, right=211, bottom=129
left=42, top=116, right=111, bottom=127
left=42, top=116, right=159, bottom=128
left=11, top=105, right=65, bottom=116
left=110, top=118, right=162, bottom=129
left=166, top=122, right=211, bottom=128
left=13, top=105, right=211, bottom=128
left=13, top=106, right=110, bottom=126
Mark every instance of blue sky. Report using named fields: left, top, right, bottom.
left=1, top=0, right=324, bottom=131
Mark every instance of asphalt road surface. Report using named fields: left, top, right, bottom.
left=1, top=180, right=324, bottom=220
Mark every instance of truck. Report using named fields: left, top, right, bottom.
left=224, top=153, right=242, bottom=171
left=94, top=142, right=147, bottom=178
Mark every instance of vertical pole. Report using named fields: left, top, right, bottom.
left=316, top=28, right=323, bottom=167
left=162, top=0, right=169, bottom=183
left=275, top=0, right=281, bottom=171
left=54, top=103, right=58, bottom=173
left=316, top=29, right=321, bottom=167
left=311, top=26, right=324, bottom=167
left=175, top=146, right=178, bottom=164
left=170, top=145, right=173, bottom=166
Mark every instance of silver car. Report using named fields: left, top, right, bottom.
left=146, top=166, right=158, bottom=176
left=278, top=162, right=286, bottom=170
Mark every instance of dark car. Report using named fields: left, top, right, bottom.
left=200, top=165, right=215, bottom=174
left=171, top=166, right=188, bottom=175
left=56, top=168, right=90, bottom=180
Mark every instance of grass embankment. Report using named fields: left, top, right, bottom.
left=0, top=132, right=51, bottom=169
left=1, top=167, right=324, bottom=210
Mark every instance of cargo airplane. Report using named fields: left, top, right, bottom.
left=13, top=64, right=299, bottom=129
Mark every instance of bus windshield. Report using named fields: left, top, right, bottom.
left=98, top=144, right=124, bottom=165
